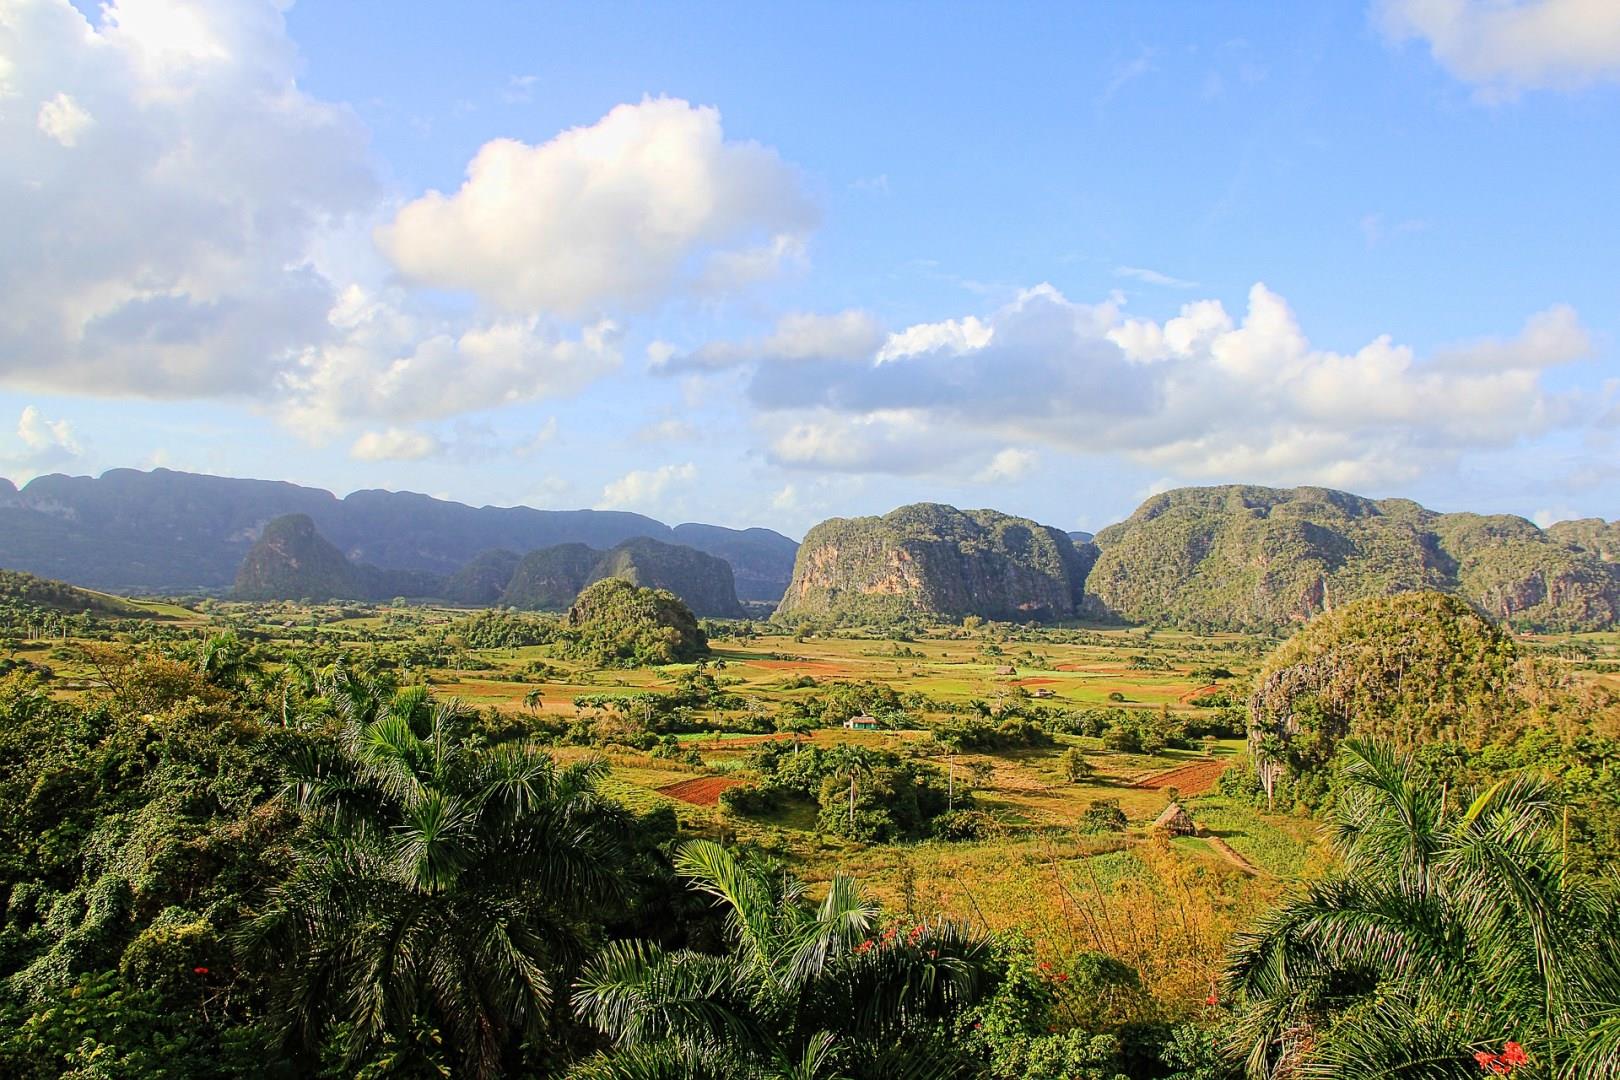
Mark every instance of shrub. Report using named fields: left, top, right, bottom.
left=1077, top=799, right=1128, bottom=834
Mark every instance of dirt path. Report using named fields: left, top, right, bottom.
left=655, top=776, right=743, bottom=806
left=1202, top=835, right=1267, bottom=876
left=1134, top=757, right=1230, bottom=795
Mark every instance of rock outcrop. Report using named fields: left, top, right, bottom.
left=774, top=503, right=1089, bottom=622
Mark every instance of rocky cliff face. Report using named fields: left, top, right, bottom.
left=232, top=515, right=441, bottom=601
left=671, top=523, right=799, bottom=602
left=500, top=538, right=744, bottom=617
left=1085, top=485, right=1620, bottom=632
left=774, top=503, right=1089, bottom=622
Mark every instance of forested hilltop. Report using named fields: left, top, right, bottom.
left=0, top=469, right=798, bottom=600
left=1083, top=484, right=1620, bottom=632
left=775, top=503, right=1096, bottom=623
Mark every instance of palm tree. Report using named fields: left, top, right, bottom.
left=246, top=684, right=634, bottom=1077
left=570, top=840, right=991, bottom=1079
left=827, top=745, right=876, bottom=834
left=1224, top=739, right=1620, bottom=1079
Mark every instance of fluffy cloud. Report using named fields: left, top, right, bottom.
left=0, top=0, right=374, bottom=397
left=1, top=8, right=801, bottom=436
left=377, top=98, right=816, bottom=317
left=975, top=447, right=1040, bottom=484
left=1379, top=0, right=1620, bottom=94
left=693, top=283, right=1593, bottom=488
left=598, top=462, right=698, bottom=510
left=278, top=287, right=621, bottom=437
left=350, top=428, right=442, bottom=462
left=4, top=405, right=83, bottom=480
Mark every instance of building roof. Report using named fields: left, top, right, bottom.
left=1152, top=801, right=1197, bottom=836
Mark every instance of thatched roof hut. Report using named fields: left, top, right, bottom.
left=1152, top=801, right=1197, bottom=837
left=994, top=664, right=1017, bottom=676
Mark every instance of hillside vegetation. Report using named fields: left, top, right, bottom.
left=0, top=568, right=155, bottom=618
left=776, top=503, right=1095, bottom=623
left=1086, top=484, right=1620, bottom=632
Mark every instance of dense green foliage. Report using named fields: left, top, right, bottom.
left=776, top=503, right=1091, bottom=623
left=1087, top=484, right=1620, bottom=632
left=1247, top=592, right=1523, bottom=804
left=564, top=578, right=710, bottom=667
left=730, top=743, right=958, bottom=842
left=247, top=687, right=642, bottom=1077
left=571, top=841, right=994, bottom=1079
left=2, top=561, right=1618, bottom=1077
left=0, top=568, right=152, bottom=618
left=1227, top=740, right=1620, bottom=1078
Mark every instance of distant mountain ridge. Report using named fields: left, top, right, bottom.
left=233, top=516, right=745, bottom=616
left=0, top=468, right=798, bottom=600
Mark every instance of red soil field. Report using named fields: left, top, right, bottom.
left=655, top=776, right=744, bottom=806
left=1015, top=677, right=1061, bottom=687
left=1134, top=758, right=1230, bottom=796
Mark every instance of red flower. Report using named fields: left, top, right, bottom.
left=192, top=966, right=209, bottom=975
left=1500, top=1043, right=1528, bottom=1067
left=855, top=940, right=873, bottom=954
left=1053, top=972, right=1069, bottom=983
left=1205, top=992, right=1219, bottom=1006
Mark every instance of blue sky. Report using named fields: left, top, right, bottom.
left=3, top=0, right=1618, bottom=536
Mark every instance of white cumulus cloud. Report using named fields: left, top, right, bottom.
left=974, top=447, right=1040, bottom=484
left=1379, top=0, right=1620, bottom=94
left=377, top=97, right=816, bottom=317
left=278, top=287, right=622, bottom=438
left=350, top=427, right=442, bottom=462
left=685, top=282, right=1595, bottom=488
left=0, top=0, right=375, bottom=398
left=4, top=405, right=83, bottom=481
left=598, top=462, right=698, bottom=510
